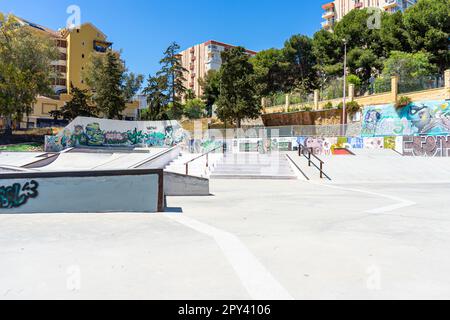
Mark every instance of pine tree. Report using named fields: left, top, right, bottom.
left=85, top=50, right=143, bottom=119
left=50, top=83, right=97, bottom=121
left=216, top=47, right=261, bottom=128
left=156, top=42, right=187, bottom=119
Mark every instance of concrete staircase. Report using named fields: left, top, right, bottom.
left=165, top=152, right=224, bottom=178
left=210, top=153, right=297, bottom=180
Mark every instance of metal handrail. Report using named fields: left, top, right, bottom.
left=298, top=143, right=331, bottom=180
left=185, top=145, right=223, bottom=176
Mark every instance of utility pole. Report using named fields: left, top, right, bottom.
left=342, top=38, right=348, bottom=135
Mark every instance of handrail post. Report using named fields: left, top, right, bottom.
left=308, top=152, right=311, bottom=167
left=186, top=163, right=189, bottom=176
left=206, top=153, right=209, bottom=168
left=320, top=162, right=323, bottom=179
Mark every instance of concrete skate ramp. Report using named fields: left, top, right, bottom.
left=0, top=169, right=164, bottom=213
left=321, top=150, right=450, bottom=183
left=37, top=149, right=169, bottom=171
left=0, top=152, right=47, bottom=167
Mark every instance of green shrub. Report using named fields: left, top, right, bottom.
left=183, top=99, right=206, bottom=119
left=395, top=96, right=412, bottom=110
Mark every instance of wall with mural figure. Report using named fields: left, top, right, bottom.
left=45, top=117, right=188, bottom=152
left=297, top=136, right=397, bottom=156
left=362, top=100, right=450, bottom=137
left=403, top=136, right=450, bottom=157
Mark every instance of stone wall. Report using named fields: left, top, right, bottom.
left=261, top=109, right=343, bottom=127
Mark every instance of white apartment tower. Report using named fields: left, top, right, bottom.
left=322, top=0, right=417, bottom=30
left=179, top=40, right=257, bottom=98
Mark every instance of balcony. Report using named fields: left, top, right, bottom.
left=321, top=2, right=334, bottom=10
left=354, top=2, right=363, bottom=9
left=322, top=20, right=334, bottom=29
left=322, top=10, right=335, bottom=19
left=93, top=40, right=113, bottom=53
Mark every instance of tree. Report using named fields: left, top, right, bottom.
left=156, top=42, right=187, bottom=119
left=312, top=9, right=386, bottom=88
left=199, top=70, right=220, bottom=117
left=183, top=98, right=206, bottom=119
left=282, top=35, right=318, bottom=93
left=0, top=14, right=58, bottom=134
left=403, top=0, right=450, bottom=73
left=50, top=83, right=97, bottom=121
left=84, top=50, right=143, bottom=119
left=250, top=48, right=288, bottom=97
left=141, top=75, right=169, bottom=121
left=380, top=11, right=410, bottom=55
left=216, top=47, right=261, bottom=128
left=380, top=51, right=437, bottom=78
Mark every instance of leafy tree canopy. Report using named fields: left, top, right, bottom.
left=0, top=13, right=58, bottom=132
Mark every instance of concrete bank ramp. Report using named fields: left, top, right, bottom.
left=34, top=149, right=165, bottom=171
left=0, top=152, right=47, bottom=167
left=322, top=150, right=450, bottom=183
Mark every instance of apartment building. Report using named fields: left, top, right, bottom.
left=8, top=16, right=138, bottom=128
left=322, top=0, right=417, bottom=30
left=179, top=40, right=257, bottom=98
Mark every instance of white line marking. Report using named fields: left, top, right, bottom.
left=166, top=214, right=294, bottom=300
left=309, top=182, right=416, bottom=214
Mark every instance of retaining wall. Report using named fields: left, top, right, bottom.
left=0, top=169, right=164, bottom=214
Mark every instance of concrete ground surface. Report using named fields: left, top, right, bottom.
left=1, top=178, right=450, bottom=300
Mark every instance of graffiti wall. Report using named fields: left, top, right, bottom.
left=231, top=138, right=297, bottom=153
left=297, top=136, right=396, bottom=156
left=403, top=135, right=450, bottom=157
left=362, top=100, right=450, bottom=137
left=45, top=117, right=187, bottom=152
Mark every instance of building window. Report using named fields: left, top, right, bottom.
left=82, top=54, right=85, bottom=58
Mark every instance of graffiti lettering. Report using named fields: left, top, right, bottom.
left=0, top=180, right=39, bottom=209
left=403, top=136, right=450, bottom=157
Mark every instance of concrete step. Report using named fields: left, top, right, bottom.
left=210, top=174, right=298, bottom=180
left=210, top=153, right=297, bottom=180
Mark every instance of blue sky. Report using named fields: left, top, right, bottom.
left=1, top=0, right=323, bottom=77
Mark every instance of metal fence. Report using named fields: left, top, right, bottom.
left=320, top=78, right=344, bottom=101
left=187, top=123, right=362, bottom=139
left=399, top=75, right=444, bottom=94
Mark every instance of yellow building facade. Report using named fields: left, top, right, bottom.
left=11, top=16, right=139, bottom=128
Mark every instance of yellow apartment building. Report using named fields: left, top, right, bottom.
left=8, top=16, right=139, bottom=128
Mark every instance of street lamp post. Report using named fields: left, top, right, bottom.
left=342, top=39, right=348, bottom=135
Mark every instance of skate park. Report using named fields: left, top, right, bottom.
left=1, top=109, right=450, bottom=299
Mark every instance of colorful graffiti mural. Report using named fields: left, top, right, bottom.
left=297, top=136, right=396, bottom=155
left=362, top=100, right=450, bottom=137
left=403, top=135, right=450, bottom=157
left=45, top=117, right=187, bottom=152
left=0, top=180, right=39, bottom=209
